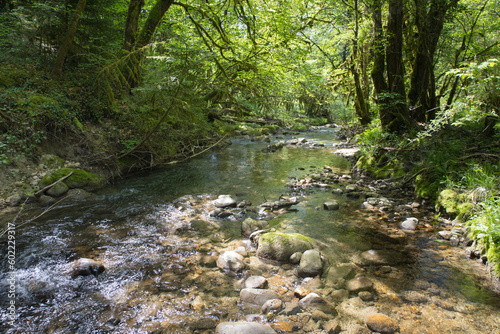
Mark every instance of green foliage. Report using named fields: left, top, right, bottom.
left=469, top=197, right=500, bottom=275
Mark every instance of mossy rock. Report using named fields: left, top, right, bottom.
left=436, top=189, right=475, bottom=219
left=42, top=168, right=104, bottom=192
left=436, top=189, right=460, bottom=215
left=290, top=123, right=308, bottom=131
left=415, top=174, right=440, bottom=200
left=356, top=155, right=406, bottom=179
left=257, top=232, right=313, bottom=262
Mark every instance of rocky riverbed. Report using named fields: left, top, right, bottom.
left=1, top=128, right=499, bottom=333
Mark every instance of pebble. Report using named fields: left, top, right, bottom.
left=365, top=313, right=399, bottom=334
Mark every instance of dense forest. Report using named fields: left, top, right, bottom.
left=0, top=0, right=499, bottom=276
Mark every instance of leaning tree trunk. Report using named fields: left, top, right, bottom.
left=124, top=0, right=145, bottom=51
left=52, top=0, right=87, bottom=79
left=126, top=0, right=174, bottom=89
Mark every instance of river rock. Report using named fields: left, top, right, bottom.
left=70, top=258, right=105, bottom=278
left=66, top=188, right=93, bottom=201
left=38, top=194, right=55, bottom=206
left=299, top=292, right=337, bottom=314
left=346, top=277, right=373, bottom=293
left=245, top=276, right=268, bottom=289
left=355, top=249, right=407, bottom=266
left=214, top=195, right=237, bottom=208
left=241, top=218, right=268, bottom=237
left=41, top=168, right=104, bottom=191
left=401, top=290, right=429, bottom=303
left=365, top=313, right=399, bottom=334
left=45, top=181, right=69, bottom=197
left=216, top=251, right=246, bottom=272
left=438, top=230, right=453, bottom=240
left=262, top=299, right=283, bottom=314
left=324, top=201, right=340, bottom=210
left=215, top=322, right=276, bottom=334
left=240, top=288, right=280, bottom=307
left=297, top=249, right=323, bottom=277
left=401, top=217, right=418, bottom=230
left=257, top=232, right=313, bottom=262
left=322, top=319, right=341, bottom=334
left=190, top=317, right=218, bottom=330
left=289, top=252, right=302, bottom=264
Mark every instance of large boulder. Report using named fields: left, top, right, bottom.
left=215, top=322, right=276, bottom=334
left=41, top=168, right=104, bottom=192
left=257, top=232, right=313, bottom=262
left=297, top=249, right=324, bottom=277
left=216, top=251, right=246, bottom=272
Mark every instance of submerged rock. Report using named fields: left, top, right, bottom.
left=216, top=251, right=246, bottom=272
left=346, top=277, right=373, bottom=293
left=215, top=322, right=276, bottom=334
left=240, top=288, right=280, bottom=307
left=324, top=201, right=340, bottom=210
left=257, top=232, right=313, bottom=262
left=245, top=276, right=269, bottom=289
left=365, top=314, right=399, bottom=334
left=297, top=249, right=323, bottom=277
left=241, top=218, right=268, bottom=237
left=70, top=258, right=105, bottom=278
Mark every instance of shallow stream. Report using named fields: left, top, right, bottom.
left=1, top=127, right=499, bottom=333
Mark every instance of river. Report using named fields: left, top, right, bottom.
left=1, top=126, right=499, bottom=333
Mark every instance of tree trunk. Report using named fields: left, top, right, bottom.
left=371, top=0, right=409, bottom=133
left=385, top=0, right=409, bottom=133
left=351, top=0, right=371, bottom=125
left=126, top=0, right=174, bottom=88
left=124, top=0, right=145, bottom=51
left=52, top=0, right=87, bottom=79
left=408, top=0, right=458, bottom=122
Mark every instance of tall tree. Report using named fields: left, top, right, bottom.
left=351, top=0, right=371, bottom=125
left=52, top=0, right=87, bottom=79
left=408, top=0, right=458, bottom=122
left=125, top=0, right=174, bottom=88
left=371, top=0, right=410, bottom=133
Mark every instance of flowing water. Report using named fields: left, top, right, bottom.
left=1, top=127, right=499, bottom=334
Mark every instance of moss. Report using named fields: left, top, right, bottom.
left=356, top=155, right=406, bottom=179
left=487, top=245, right=500, bottom=276
left=456, top=202, right=475, bottom=220
left=290, top=123, right=308, bottom=131
left=259, top=232, right=312, bottom=246
left=415, top=174, right=440, bottom=199
left=436, top=189, right=476, bottom=220
left=436, top=189, right=460, bottom=215
left=42, top=168, right=104, bottom=191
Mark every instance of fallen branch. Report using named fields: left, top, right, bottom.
left=34, top=171, right=73, bottom=197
